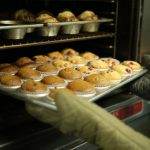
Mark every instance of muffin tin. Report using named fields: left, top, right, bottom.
left=0, top=68, right=147, bottom=111
left=0, top=18, right=112, bottom=39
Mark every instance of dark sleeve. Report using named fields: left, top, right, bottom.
left=131, top=71, right=150, bottom=100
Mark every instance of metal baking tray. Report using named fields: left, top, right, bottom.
left=0, top=69, right=147, bottom=111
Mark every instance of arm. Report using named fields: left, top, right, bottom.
left=26, top=90, right=150, bottom=150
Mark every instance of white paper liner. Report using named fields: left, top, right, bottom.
left=95, top=85, right=111, bottom=90
left=75, top=90, right=96, bottom=97
left=73, top=63, right=87, bottom=67
left=132, top=68, right=143, bottom=74
left=38, top=70, right=59, bottom=76
left=21, top=74, right=43, bottom=82
left=100, top=58, right=120, bottom=67
left=47, top=83, right=68, bottom=89
left=20, top=89, right=50, bottom=97
left=0, top=83, right=21, bottom=90
left=110, top=79, right=122, bottom=84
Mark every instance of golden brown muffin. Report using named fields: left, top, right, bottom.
left=21, top=80, right=48, bottom=93
left=0, top=63, right=12, bottom=69
left=48, top=88, right=74, bottom=99
left=58, top=68, right=82, bottom=80
left=33, top=55, right=51, bottom=63
left=101, top=70, right=122, bottom=81
left=62, top=48, right=79, bottom=57
left=122, top=60, right=142, bottom=71
left=42, top=75, right=65, bottom=86
left=78, top=10, right=99, bottom=21
left=36, top=63, right=57, bottom=74
left=81, top=52, right=98, bottom=61
left=36, top=14, right=58, bottom=23
left=84, top=74, right=111, bottom=87
left=57, top=11, right=78, bottom=22
left=47, top=51, right=64, bottom=61
left=17, top=68, right=41, bottom=80
left=0, top=74, right=21, bottom=86
left=112, top=64, right=133, bottom=75
left=76, top=66, right=98, bottom=76
left=88, top=59, right=109, bottom=70
left=100, top=58, right=120, bottom=67
left=53, top=60, right=73, bottom=69
left=67, top=79, right=95, bottom=96
left=67, top=56, right=87, bottom=66
left=20, top=62, right=37, bottom=69
left=0, top=65, right=18, bottom=75
left=16, top=57, right=33, bottom=67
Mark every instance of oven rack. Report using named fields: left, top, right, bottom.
left=0, top=32, right=114, bottom=50
left=0, top=69, right=147, bottom=111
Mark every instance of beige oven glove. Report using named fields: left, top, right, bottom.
left=26, top=89, right=150, bottom=150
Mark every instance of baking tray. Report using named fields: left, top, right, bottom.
left=0, top=69, right=147, bottom=111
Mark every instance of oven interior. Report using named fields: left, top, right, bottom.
left=0, top=0, right=148, bottom=150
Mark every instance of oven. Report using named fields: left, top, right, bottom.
left=0, top=0, right=150, bottom=150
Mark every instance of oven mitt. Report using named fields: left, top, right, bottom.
left=131, top=54, right=150, bottom=100
left=26, top=89, right=150, bottom=150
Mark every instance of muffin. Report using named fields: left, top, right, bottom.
left=78, top=10, right=99, bottom=21
left=62, top=48, right=79, bottom=57
left=36, top=63, right=58, bottom=75
left=33, top=55, right=51, bottom=64
left=0, top=74, right=21, bottom=87
left=57, top=11, right=78, bottom=22
left=0, top=63, right=12, bottom=69
left=88, top=59, right=109, bottom=71
left=67, top=79, right=96, bottom=97
left=13, top=9, right=35, bottom=23
left=76, top=66, right=98, bottom=76
left=17, top=68, right=42, bottom=80
left=122, top=60, right=142, bottom=71
left=67, top=56, right=87, bottom=66
left=53, top=60, right=73, bottom=69
left=42, top=75, right=66, bottom=88
left=20, top=62, right=37, bottom=69
left=0, top=65, right=18, bottom=75
left=48, top=88, right=74, bottom=100
left=81, top=52, right=98, bottom=61
left=47, top=51, right=64, bottom=61
left=112, top=64, right=133, bottom=77
left=21, top=80, right=48, bottom=95
left=84, top=74, right=111, bottom=89
left=16, top=57, right=33, bottom=67
left=101, top=70, right=122, bottom=84
left=100, top=58, right=120, bottom=67
left=58, top=68, right=82, bottom=81
left=36, top=14, right=58, bottom=23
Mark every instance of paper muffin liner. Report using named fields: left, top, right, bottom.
left=100, top=58, right=120, bottom=67
left=75, top=90, right=96, bottom=97
left=21, top=74, right=43, bottom=82
left=132, top=68, right=143, bottom=74
left=110, top=79, right=122, bottom=85
left=20, top=88, right=50, bottom=98
left=73, top=63, right=87, bottom=67
left=95, top=85, right=111, bottom=90
left=38, top=70, right=59, bottom=77
left=47, top=82, right=68, bottom=89
left=96, top=68, right=109, bottom=73
left=0, top=83, right=21, bottom=90
left=121, top=72, right=133, bottom=79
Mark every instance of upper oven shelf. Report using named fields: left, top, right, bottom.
left=0, top=32, right=114, bottom=50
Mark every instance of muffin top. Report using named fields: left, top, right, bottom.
left=33, top=55, right=51, bottom=63
left=0, top=65, right=18, bottom=74
left=57, top=11, right=78, bottom=22
left=112, top=64, right=133, bottom=75
left=84, top=74, right=111, bottom=87
left=42, top=75, right=65, bottom=85
left=47, top=51, right=64, bottom=61
left=101, top=70, right=122, bottom=80
left=100, top=58, right=120, bottom=67
left=76, top=66, right=97, bottom=76
left=0, top=74, right=22, bottom=86
left=81, top=52, right=98, bottom=61
left=78, top=10, right=99, bottom=21
left=36, top=63, right=57, bottom=73
left=21, top=80, right=48, bottom=93
left=67, top=56, right=87, bottom=65
left=58, top=68, right=82, bottom=80
left=67, top=79, right=95, bottom=93
left=62, top=48, right=79, bottom=57
left=16, top=57, right=33, bottom=67
left=17, top=68, right=41, bottom=80
left=20, top=62, right=37, bottom=69
left=36, top=14, right=58, bottom=23
left=88, top=59, right=109, bottom=70
left=0, top=63, right=12, bottom=69
left=122, top=60, right=142, bottom=70
left=53, top=60, right=73, bottom=69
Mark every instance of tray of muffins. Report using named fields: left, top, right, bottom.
left=0, top=9, right=112, bottom=39
left=0, top=48, right=147, bottom=111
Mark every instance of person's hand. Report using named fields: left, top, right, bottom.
left=26, top=89, right=150, bottom=150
